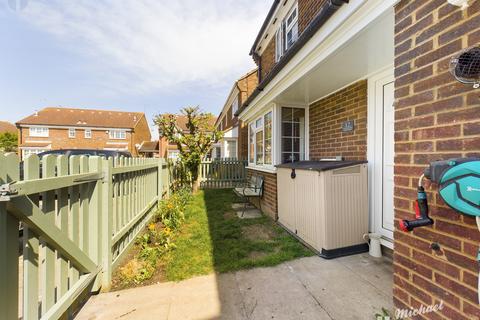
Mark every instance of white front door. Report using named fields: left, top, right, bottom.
left=369, top=69, right=395, bottom=245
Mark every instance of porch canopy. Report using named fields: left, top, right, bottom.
left=239, top=0, right=395, bottom=116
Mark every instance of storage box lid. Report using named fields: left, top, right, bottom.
left=275, top=160, right=367, bottom=171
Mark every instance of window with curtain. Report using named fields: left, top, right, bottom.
left=281, top=107, right=305, bottom=163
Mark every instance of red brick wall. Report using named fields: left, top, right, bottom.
left=393, top=1, right=480, bottom=318
left=309, top=80, right=368, bottom=160
left=246, top=168, right=277, bottom=218
left=132, top=116, right=152, bottom=156
left=18, top=122, right=152, bottom=158
left=260, top=38, right=276, bottom=82
left=298, top=0, right=326, bottom=34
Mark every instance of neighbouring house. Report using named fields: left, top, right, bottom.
left=213, top=69, right=258, bottom=160
left=237, top=0, right=480, bottom=318
left=138, top=140, right=160, bottom=158
left=16, top=107, right=152, bottom=159
left=158, top=114, right=216, bottom=160
left=0, top=121, right=17, bottom=134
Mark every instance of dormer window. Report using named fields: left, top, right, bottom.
left=275, top=2, right=298, bottom=62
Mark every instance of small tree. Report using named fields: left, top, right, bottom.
left=154, top=107, right=223, bottom=192
left=0, top=132, right=18, bottom=153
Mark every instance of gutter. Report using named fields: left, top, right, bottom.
left=250, top=0, right=281, bottom=56
left=236, top=0, right=349, bottom=117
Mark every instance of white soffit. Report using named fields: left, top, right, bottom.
left=277, top=7, right=395, bottom=105
left=241, top=0, right=397, bottom=120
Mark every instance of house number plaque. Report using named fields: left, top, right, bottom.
left=341, top=120, right=355, bottom=132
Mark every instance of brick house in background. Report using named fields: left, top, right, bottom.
left=16, top=107, right=152, bottom=159
left=158, top=114, right=216, bottom=160
left=213, top=69, right=258, bottom=160
left=0, top=121, right=17, bottom=134
left=237, top=0, right=480, bottom=317
left=138, top=140, right=160, bottom=158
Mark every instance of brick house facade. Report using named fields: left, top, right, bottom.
left=309, top=80, right=368, bottom=161
left=239, top=0, right=479, bottom=318
left=393, top=1, right=480, bottom=318
left=16, top=107, right=152, bottom=158
left=214, top=69, right=258, bottom=160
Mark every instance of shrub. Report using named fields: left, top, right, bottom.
left=119, top=188, right=193, bottom=286
left=158, top=187, right=192, bottom=230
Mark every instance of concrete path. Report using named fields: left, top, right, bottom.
left=75, top=254, right=393, bottom=320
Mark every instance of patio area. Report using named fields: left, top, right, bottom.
left=76, top=253, right=393, bottom=319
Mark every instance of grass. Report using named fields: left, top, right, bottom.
left=161, top=189, right=313, bottom=281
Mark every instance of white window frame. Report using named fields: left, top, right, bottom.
left=275, top=2, right=298, bottom=62
left=68, top=128, right=76, bottom=138
left=22, top=148, right=47, bottom=158
left=85, top=129, right=92, bottom=139
left=284, top=3, right=299, bottom=51
left=29, top=127, right=49, bottom=137
left=109, top=130, right=126, bottom=140
left=248, top=109, right=273, bottom=168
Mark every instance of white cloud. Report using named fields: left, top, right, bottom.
left=20, top=0, right=270, bottom=94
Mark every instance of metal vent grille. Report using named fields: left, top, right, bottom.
left=450, top=46, right=480, bottom=88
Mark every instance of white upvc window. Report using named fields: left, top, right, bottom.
left=109, top=130, right=126, bottom=140
left=275, top=2, right=298, bottom=62
left=29, top=127, right=49, bottom=137
left=85, top=129, right=92, bottom=139
left=22, top=148, right=47, bottom=158
left=232, top=97, right=239, bottom=119
left=280, top=107, right=305, bottom=163
left=68, top=128, right=76, bottom=138
left=248, top=111, right=273, bottom=166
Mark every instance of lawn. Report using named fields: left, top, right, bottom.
left=162, top=189, right=313, bottom=281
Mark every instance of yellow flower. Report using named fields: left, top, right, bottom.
left=148, top=223, right=156, bottom=231
left=164, top=227, right=171, bottom=236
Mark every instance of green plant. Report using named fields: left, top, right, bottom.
left=158, top=188, right=193, bottom=230
left=0, top=132, right=17, bottom=153
left=374, top=307, right=395, bottom=320
left=154, top=107, right=223, bottom=191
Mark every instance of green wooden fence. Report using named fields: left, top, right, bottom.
left=199, top=159, right=248, bottom=189
left=0, top=153, right=168, bottom=320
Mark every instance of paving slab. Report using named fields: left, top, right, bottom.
left=75, top=254, right=393, bottom=320
left=236, top=209, right=262, bottom=219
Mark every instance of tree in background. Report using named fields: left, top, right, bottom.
left=154, top=106, right=223, bottom=192
left=0, top=132, right=18, bottom=153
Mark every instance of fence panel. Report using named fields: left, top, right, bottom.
left=0, top=153, right=167, bottom=320
left=199, top=159, right=248, bottom=189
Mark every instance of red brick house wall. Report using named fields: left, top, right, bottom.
left=18, top=117, right=150, bottom=157
left=246, top=168, right=277, bottom=219
left=309, top=80, right=368, bottom=161
left=298, top=0, right=326, bottom=34
left=260, top=39, right=276, bottom=82
left=393, top=1, right=480, bottom=318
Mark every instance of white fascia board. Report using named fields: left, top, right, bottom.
left=243, top=0, right=397, bottom=116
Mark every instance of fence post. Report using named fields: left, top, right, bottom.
left=88, top=156, right=103, bottom=292
left=158, top=158, right=164, bottom=205
left=101, top=157, right=113, bottom=290
left=0, top=153, right=19, bottom=320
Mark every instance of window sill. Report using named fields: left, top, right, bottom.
left=246, top=165, right=277, bottom=174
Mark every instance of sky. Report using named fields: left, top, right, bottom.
left=0, top=0, right=270, bottom=138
